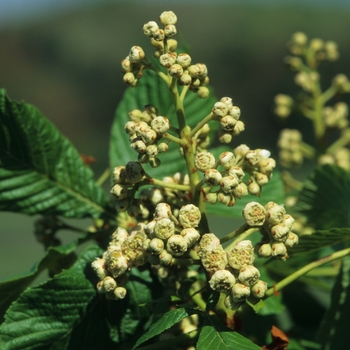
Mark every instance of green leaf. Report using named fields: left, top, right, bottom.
left=196, top=314, right=260, bottom=350
left=295, top=164, right=350, bottom=229
left=317, top=256, right=350, bottom=349
left=0, top=241, right=81, bottom=323
left=291, top=228, right=350, bottom=255
left=0, top=245, right=102, bottom=350
left=109, top=68, right=218, bottom=179
left=133, top=308, right=196, bottom=349
left=0, top=89, right=112, bottom=218
left=206, top=170, right=284, bottom=218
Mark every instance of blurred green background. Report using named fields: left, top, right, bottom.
left=1, top=0, right=350, bottom=282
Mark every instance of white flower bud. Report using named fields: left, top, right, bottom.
left=110, top=184, right=129, bottom=200
left=168, top=63, right=183, bottom=78
left=154, top=218, right=175, bottom=240
left=129, top=46, right=145, bottom=63
left=105, top=250, right=128, bottom=278
left=255, top=172, right=269, bottom=186
left=251, top=280, right=268, bottom=298
left=154, top=202, right=172, bottom=219
left=220, top=175, right=239, bottom=193
left=145, top=220, right=156, bottom=237
left=91, top=258, right=108, bottom=280
left=284, top=232, right=299, bottom=248
left=205, top=192, right=218, bottom=204
left=238, top=265, right=260, bottom=286
left=111, top=227, right=129, bottom=245
left=243, top=202, right=266, bottom=226
left=234, top=144, right=250, bottom=158
left=102, top=276, right=117, bottom=292
left=157, top=142, right=169, bottom=153
left=167, top=39, right=178, bottom=51
left=220, top=97, right=233, bottom=108
left=166, top=234, right=188, bottom=257
left=209, top=270, right=236, bottom=294
left=153, top=28, right=165, bottom=41
left=176, top=53, right=191, bottom=68
left=179, top=72, right=192, bottom=86
left=270, top=223, right=290, bottom=241
left=232, top=183, right=248, bottom=199
left=265, top=202, right=286, bottom=225
left=195, top=152, right=216, bottom=172
left=228, top=106, right=241, bottom=120
left=258, top=158, right=276, bottom=174
left=146, top=144, right=159, bottom=157
left=159, top=11, right=177, bottom=25
left=143, top=21, right=159, bottom=37
left=164, top=24, right=177, bottom=37
left=123, top=72, right=136, bottom=85
left=113, top=166, right=126, bottom=184
left=131, top=139, right=147, bottom=153
left=121, top=57, right=133, bottom=72
left=197, top=86, right=210, bottom=99
left=149, top=238, right=165, bottom=254
left=159, top=249, right=173, bottom=265
left=159, top=52, right=177, bottom=68
left=198, top=233, right=221, bottom=254
left=227, top=240, right=255, bottom=270
left=204, top=168, right=222, bottom=186
left=181, top=228, right=200, bottom=247
left=258, top=243, right=272, bottom=257
left=220, top=115, right=237, bottom=131
left=114, top=287, right=127, bottom=299
left=219, top=152, right=236, bottom=169
left=248, top=182, right=260, bottom=195
left=138, top=127, right=157, bottom=144
left=231, top=283, right=251, bottom=302
left=218, top=130, right=233, bottom=144
left=217, top=191, right=235, bottom=207
left=178, top=204, right=201, bottom=228
left=212, top=102, right=229, bottom=118
left=151, top=116, right=170, bottom=134
left=271, top=242, right=288, bottom=258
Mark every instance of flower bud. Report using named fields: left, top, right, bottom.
left=234, top=144, right=250, bottom=158
left=91, top=258, right=108, bottom=280
left=212, top=102, right=229, bottom=118
left=284, top=232, right=299, bottom=248
left=102, top=276, right=117, bottom=292
left=111, top=227, right=129, bottom=245
left=179, top=72, right=192, bottom=86
left=232, top=183, right=248, bottom=199
left=146, top=144, right=159, bottom=157
left=220, top=115, right=237, bottom=131
left=129, top=46, right=145, bottom=63
left=232, top=120, right=245, bottom=135
left=243, top=202, right=266, bottom=226
left=143, top=21, right=159, bottom=37
left=265, top=202, right=286, bottom=225
left=220, top=97, right=233, bottom=108
left=197, top=86, right=210, bottom=99
left=238, top=265, right=260, bottom=286
left=125, top=161, right=144, bottom=184
left=195, top=152, right=216, bottom=172
left=110, top=184, right=129, bottom=200
left=153, top=28, right=165, bottom=41
left=204, top=169, right=222, bottom=186
left=159, top=11, right=177, bottom=25
left=157, top=142, right=169, bottom=153
left=181, top=228, right=200, bottom=247
left=178, top=204, right=201, bottom=228
left=217, top=191, right=235, bottom=207
left=258, top=243, right=272, bottom=257
left=271, top=242, right=288, bottom=258
left=251, top=280, right=268, bottom=298
left=114, top=287, right=127, bottom=299
left=159, top=52, right=177, bottom=68
left=113, top=166, right=126, bottom=184
left=218, top=130, right=233, bottom=144
left=145, top=220, right=156, bottom=237
left=227, top=240, right=255, bottom=270
left=205, top=192, right=218, bottom=205
left=255, top=172, right=269, bottom=186
left=219, top=152, right=236, bottom=170
left=209, top=270, right=236, bottom=293
left=123, top=72, right=136, bottom=85
left=224, top=295, right=242, bottom=310
left=248, top=182, right=260, bottom=195
left=151, top=116, right=170, bottom=134
left=154, top=202, right=172, bottom=219
left=154, top=218, right=175, bottom=240
left=159, top=249, right=173, bottom=265
left=270, top=223, right=290, bottom=241
left=220, top=175, right=239, bottom=193
left=164, top=24, right=177, bottom=37
left=149, top=238, right=165, bottom=254
left=166, top=234, right=188, bottom=257
left=105, top=250, right=128, bottom=278
left=168, top=63, right=183, bottom=78
left=231, top=283, right=250, bottom=302
left=228, top=106, right=241, bottom=120
left=176, top=53, right=192, bottom=68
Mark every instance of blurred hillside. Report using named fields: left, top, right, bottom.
left=1, top=1, right=350, bottom=279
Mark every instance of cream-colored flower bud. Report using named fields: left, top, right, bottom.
left=159, top=249, right=173, bottom=265
left=271, top=223, right=290, bottom=241
left=154, top=218, right=175, bottom=240
left=258, top=158, right=276, bottom=174
left=234, top=144, right=250, bottom=158
left=102, top=276, right=117, bottom=292
left=220, top=115, right=237, bottom=131
left=217, top=191, right=235, bottom=207
left=220, top=97, right=233, bottom=108
left=124, top=121, right=136, bottom=135
left=113, top=166, right=126, bottom=184
left=121, top=57, right=133, bottom=72
left=265, top=202, right=286, bottom=225
left=143, top=21, right=159, bottom=37
left=131, top=139, right=147, bottom=153
left=291, top=31, right=308, bottom=46
left=146, top=144, right=159, bottom=157
left=168, top=63, right=183, bottom=78
left=114, top=287, right=127, bottom=299
left=332, top=74, right=350, bottom=93
left=166, top=234, right=188, bottom=257
left=157, top=142, right=169, bottom=153
left=153, top=28, right=165, bottom=41
left=138, top=128, right=157, bottom=145
left=218, top=130, right=233, bottom=144
left=227, top=240, right=255, bottom=270
left=110, top=184, right=129, bottom=200
left=197, top=86, right=210, bottom=99
left=206, top=192, right=218, bottom=204
left=123, top=72, right=136, bottom=85
left=111, top=227, right=129, bottom=245
left=255, top=172, right=269, bottom=186
left=228, top=106, right=241, bottom=120
left=219, top=152, right=236, bottom=170
left=232, top=120, right=245, bottom=136
left=258, top=243, right=272, bottom=257
left=188, top=63, right=208, bottom=79
left=105, top=250, right=128, bottom=278
left=212, top=101, right=229, bottom=118
left=195, top=152, right=216, bottom=172
left=154, top=202, right=172, bottom=219
left=181, top=228, right=200, bottom=247
left=149, top=238, right=165, bottom=254
left=151, top=116, right=170, bottom=134
left=198, top=233, right=221, bottom=254
left=271, top=241, right=288, bottom=258
left=159, top=52, right=177, bottom=68
left=201, top=247, right=228, bottom=273
left=179, top=72, right=192, bottom=86
left=243, top=202, right=266, bottom=226
left=204, top=169, right=222, bottom=186
left=231, top=283, right=251, bottom=302
left=220, top=175, right=239, bottom=193
left=125, top=161, right=144, bottom=183
left=209, top=270, right=236, bottom=293
left=310, top=38, right=324, bottom=51
left=96, top=281, right=105, bottom=294
left=178, top=204, right=201, bottom=228
left=228, top=167, right=245, bottom=181
left=129, top=46, right=145, bottom=63
left=248, top=182, right=260, bottom=195
left=167, top=39, right=178, bottom=51
left=232, top=183, right=248, bottom=199
left=145, top=220, right=156, bottom=237
left=91, top=258, right=108, bottom=280
left=284, top=232, right=299, bottom=248
left=251, top=280, right=268, bottom=298
left=164, top=24, right=177, bottom=37
left=176, top=53, right=192, bottom=68
left=238, top=265, right=260, bottom=286
left=159, top=11, right=177, bottom=25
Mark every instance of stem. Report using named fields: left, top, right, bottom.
left=220, top=223, right=250, bottom=244
left=180, top=84, right=190, bottom=104
left=326, top=132, right=350, bottom=154
left=163, top=132, right=186, bottom=146
left=265, top=247, right=350, bottom=297
left=143, top=175, right=190, bottom=192
left=300, top=141, right=317, bottom=158
left=320, top=85, right=338, bottom=105
left=225, top=228, right=258, bottom=251
left=96, top=167, right=111, bottom=186
left=190, top=112, right=214, bottom=138
left=189, top=286, right=207, bottom=310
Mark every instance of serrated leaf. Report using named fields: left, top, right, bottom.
left=317, top=256, right=350, bottom=349
left=196, top=315, right=260, bottom=350
left=295, top=164, right=350, bottom=229
left=0, top=240, right=83, bottom=322
left=109, top=69, right=218, bottom=179
left=290, top=228, right=350, bottom=255
left=0, top=89, right=112, bottom=219
left=206, top=170, right=284, bottom=218
left=0, top=245, right=102, bottom=350
left=133, top=308, right=197, bottom=349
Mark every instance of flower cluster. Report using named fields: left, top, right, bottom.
left=197, top=234, right=267, bottom=310
left=274, top=94, right=293, bottom=119
left=322, top=102, right=348, bottom=129
left=277, top=129, right=304, bottom=167
left=242, top=201, right=298, bottom=260
left=125, top=104, right=171, bottom=168
left=91, top=203, right=201, bottom=299
left=211, top=97, right=245, bottom=143
left=197, top=146, right=275, bottom=206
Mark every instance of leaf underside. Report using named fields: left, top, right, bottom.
left=0, top=89, right=111, bottom=218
